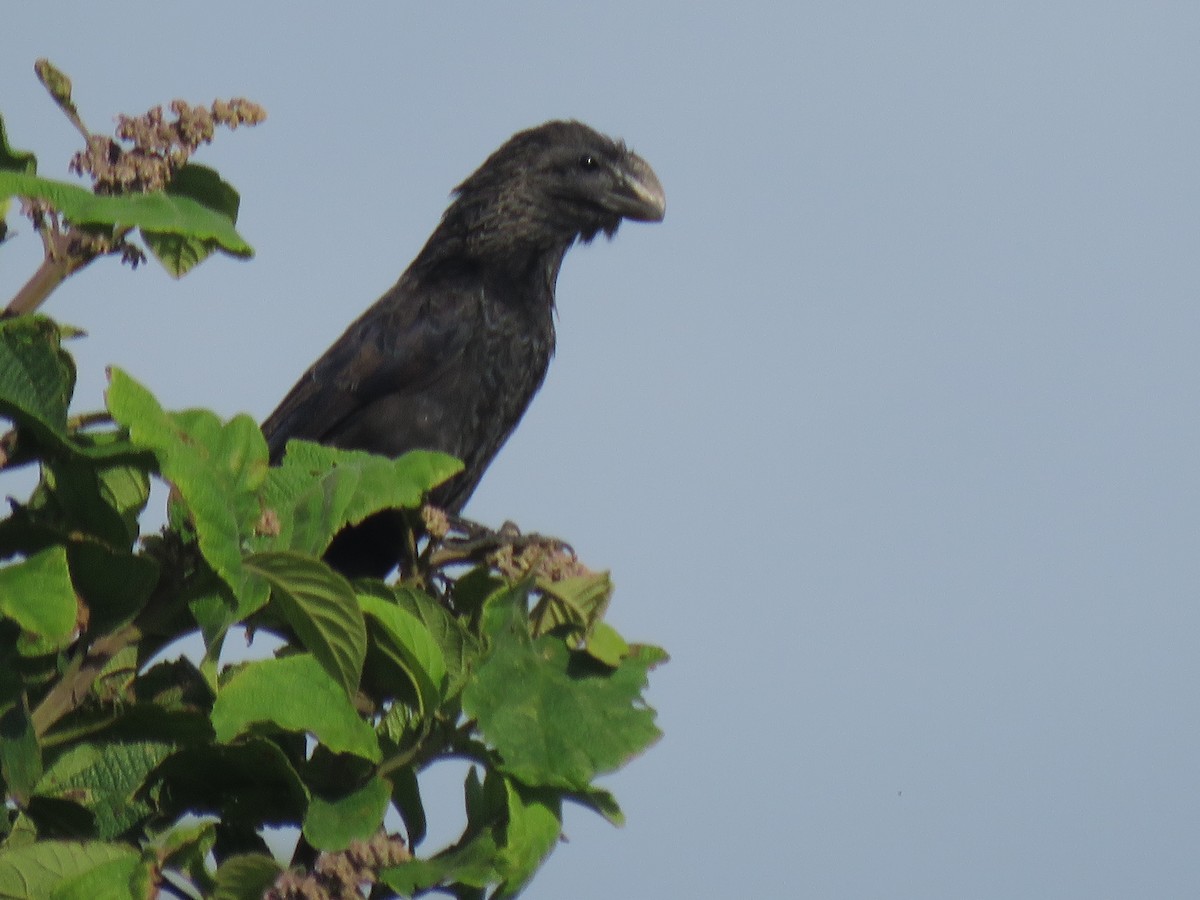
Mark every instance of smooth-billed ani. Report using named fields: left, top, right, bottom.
left=262, top=120, right=665, bottom=577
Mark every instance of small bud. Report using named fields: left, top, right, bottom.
left=34, top=59, right=75, bottom=113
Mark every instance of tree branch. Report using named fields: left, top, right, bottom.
left=31, top=621, right=142, bottom=738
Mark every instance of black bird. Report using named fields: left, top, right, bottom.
left=262, top=120, right=665, bottom=577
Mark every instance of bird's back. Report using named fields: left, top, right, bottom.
left=262, top=260, right=557, bottom=514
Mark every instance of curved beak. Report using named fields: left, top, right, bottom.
left=610, top=151, right=666, bottom=222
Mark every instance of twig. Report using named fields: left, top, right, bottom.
left=31, top=622, right=141, bottom=738
left=5, top=256, right=74, bottom=317
left=0, top=410, right=118, bottom=470
left=67, top=410, right=114, bottom=430
left=29, top=543, right=190, bottom=739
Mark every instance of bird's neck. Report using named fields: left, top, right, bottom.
left=416, top=224, right=572, bottom=289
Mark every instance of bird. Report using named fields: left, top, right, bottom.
left=261, top=120, right=665, bottom=578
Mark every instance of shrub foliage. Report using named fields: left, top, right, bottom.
left=0, top=62, right=664, bottom=899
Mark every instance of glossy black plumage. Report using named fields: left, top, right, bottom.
left=262, top=121, right=665, bottom=577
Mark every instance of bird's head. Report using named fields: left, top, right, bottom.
left=443, top=120, right=665, bottom=261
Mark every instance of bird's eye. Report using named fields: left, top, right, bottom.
left=578, top=154, right=599, bottom=171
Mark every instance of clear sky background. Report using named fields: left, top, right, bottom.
left=3, top=3, right=1199, bottom=898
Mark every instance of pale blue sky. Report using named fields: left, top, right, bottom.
left=4, top=4, right=1200, bottom=897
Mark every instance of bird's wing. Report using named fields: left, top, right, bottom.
left=262, top=277, right=473, bottom=460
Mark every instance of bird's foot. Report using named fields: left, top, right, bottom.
left=424, top=507, right=577, bottom=574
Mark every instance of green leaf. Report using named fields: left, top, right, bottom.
left=106, top=368, right=268, bottom=605
left=140, top=230, right=213, bottom=279
left=0, top=697, right=41, bottom=804
left=210, top=653, right=380, bottom=762
left=151, top=738, right=307, bottom=827
left=381, top=768, right=515, bottom=895
left=462, top=588, right=665, bottom=792
left=391, top=585, right=480, bottom=698
left=494, top=780, right=562, bottom=898
left=35, top=453, right=151, bottom=550
left=302, top=774, right=391, bottom=851
left=0, top=316, right=76, bottom=447
left=34, top=741, right=175, bottom=839
left=0, top=114, right=37, bottom=175
left=142, top=164, right=243, bottom=277
left=584, top=620, right=629, bottom=668
left=376, top=697, right=418, bottom=752
left=359, top=591, right=445, bottom=714
left=530, top=570, right=614, bottom=640
left=184, top=570, right=257, bottom=679
left=87, top=645, right=137, bottom=707
left=0, top=546, right=77, bottom=649
left=567, top=786, right=625, bottom=827
left=359, top=582, right=479, bottom=706
left=390, top=765, right=427, bottom=849
left=66, top=543, right=159, bottom=636
left=243, top=551, right=366, bottom=701
left=168, top=408, right=268, bottom=531
left=146, top=817, right=217, bottom=892
left=464, top=765, right=507, bottom=836
left=49, top=852, right=146, bottom=900
left=133, top=656, right=213, bottom=709
left=211, top=854, right=283, bottom=900
left=20, top=796, right=94, bottom=839
left=262, top=441, right=461, bottom=557
left=167, top=164, right=240, bottom=220
left=0, top=638, right=25, bottom=719
left=380, top=829, right=503, bottom=897
left=0, top=171, right=253, bottom=257
left=0, top=841, right=137, bottom=900
left=1, top=454, right=155, bottom=641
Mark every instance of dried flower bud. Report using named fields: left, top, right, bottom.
left=264, top=830, right=407, bottom=900
left=421, top=504, right=451, bottom=539
left=69, top=95, right=265, bottom=197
